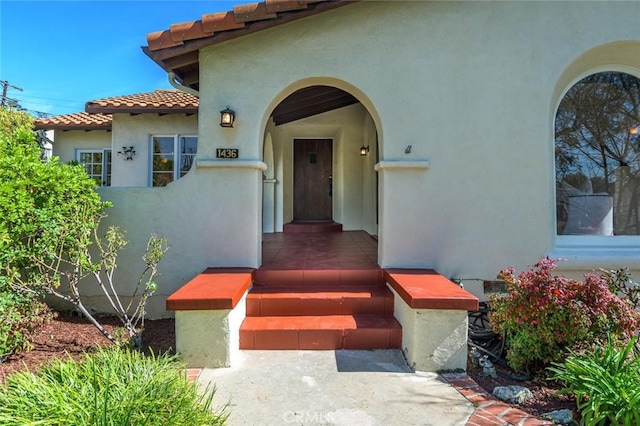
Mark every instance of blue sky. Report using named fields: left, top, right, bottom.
left=0, top=1, right=251, bottom=117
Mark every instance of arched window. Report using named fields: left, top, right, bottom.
left=555, top=72, right=640, bottom=236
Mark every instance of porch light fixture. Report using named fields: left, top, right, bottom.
left=220, top=106, right=235, bottom=128
left=360, top=145, right=369, bottom=156
left=117, top=146, right=136, bottom=160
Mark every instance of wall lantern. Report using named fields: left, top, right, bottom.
left=117, top=146, right=136, bottom=160
left=220, top=106, right=235, bottom=128
left=360, top=145, right=369, bottom=156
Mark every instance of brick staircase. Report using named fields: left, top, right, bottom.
left=239, top=268, right=402, bottom=350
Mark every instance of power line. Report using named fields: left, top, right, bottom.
left=14, top=93, right=85, bottom=105
left=0, top=80, right=23, bottom=107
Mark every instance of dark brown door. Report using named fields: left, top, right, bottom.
left=294, top=139, right=332, bottom=221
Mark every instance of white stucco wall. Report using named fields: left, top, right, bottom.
left=51, top=130, right=111, bottom=163
left=110, top=113, right=198, bottom=187
left=95, top=1, right=640, bottom=317
left=194, top=1, right=640, bottom=298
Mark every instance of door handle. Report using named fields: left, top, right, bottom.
left=329, top=176, right=332, bottom=197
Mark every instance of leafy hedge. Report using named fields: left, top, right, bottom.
left=489, top=258, right=639, bottom=373
left=0, top=283, right=50, bottom=359
left=0, top=106, right=108, bottom=356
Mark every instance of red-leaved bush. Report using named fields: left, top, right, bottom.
left=489, top=258, right=639, bottom=373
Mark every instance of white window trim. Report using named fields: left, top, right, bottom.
left=549, top=240, right=640, bottom=270
left=148, top=134, right=197, bottom=187
left=75, top=148, right=111, bottom=187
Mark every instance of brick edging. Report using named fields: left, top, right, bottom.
left=440, top=373, right=554, bottom=426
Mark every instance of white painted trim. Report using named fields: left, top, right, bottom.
left=374, top=160, right=430, bottom=172
left=196, top=159, right=268, bottom=171
left=76, top=148, right=111, bottom=187
left=148, top=134, right=198, bottom=186
left=550, top=236, right=640, bottom=269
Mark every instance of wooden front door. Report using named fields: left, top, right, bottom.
left=293, top=139, right=333, bottom=221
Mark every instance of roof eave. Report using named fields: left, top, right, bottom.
left=144, top=1, right=358, bottom=89
left=33, top=124, right=112, bottom=131
left=85, top=106, right=199, bottom=115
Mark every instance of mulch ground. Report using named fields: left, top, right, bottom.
left=0, top=312, right=175, bottom=382
left=0, top=311, right=575, bottom=420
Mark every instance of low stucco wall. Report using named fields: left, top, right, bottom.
left=174, top=292, right=247, bottom=368
left=96, top=160, right=264, bottom=319
left=390, top=286, right=469, bottom=372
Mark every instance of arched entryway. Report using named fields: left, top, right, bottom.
left=244, top=82, right=400, bottom=353
left=261, top=83, right=381, bottom=243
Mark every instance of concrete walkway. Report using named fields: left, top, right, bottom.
left=197, top=350, right=474, bottom=426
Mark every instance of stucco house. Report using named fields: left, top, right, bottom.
left=36, top=0, right=640, bottom=370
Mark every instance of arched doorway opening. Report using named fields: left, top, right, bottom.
left=261, top=84, right=380, bottom=245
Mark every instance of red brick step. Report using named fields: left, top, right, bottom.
left=253, top=268, right=384, bottom=287
left=283, top=221, right=343, bottom=233
left=246, top=285, right=394, bottom=316
left=240, top=315, right=402, bottom=350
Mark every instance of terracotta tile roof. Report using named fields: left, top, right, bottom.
left=144, top=1, right=358, bottom=90
left=34, top=112, right=112, bottom=131
left=85, top=89, right=199, bottom=114
left=146, top=1, right=354, bottom=52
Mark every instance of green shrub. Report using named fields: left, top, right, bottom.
left=0, top=106, right=108, bottom=356
left=0, top=347, right=227, bottom=425
left=601, top=267, right=640, bottom=309
left=489, top=258, right=639, bottom=373
left=549, top=338, right=640, bottom=425
left=0, top=280, right=50, bottom=358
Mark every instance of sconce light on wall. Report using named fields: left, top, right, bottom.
left=360, top=145, right=369, bottom=156
left=220, top=106, right=235, bottom=128
left=117, top=146, right=136, bottom=160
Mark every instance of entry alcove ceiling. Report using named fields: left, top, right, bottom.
left=271, top=85, right=360, bottom=126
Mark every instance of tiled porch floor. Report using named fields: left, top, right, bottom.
left=261, top=231, right=378, bottom=270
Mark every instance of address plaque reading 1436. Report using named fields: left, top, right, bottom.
left=216, top=148, right=239, bottom=159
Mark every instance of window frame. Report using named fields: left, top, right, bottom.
left=148, top=134, right=197, bottom=187
left=553, top=67, right=640, bottom=262
left=75, top=148, right=112, bottom=187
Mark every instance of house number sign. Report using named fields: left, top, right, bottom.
left=216, top=148, right=238, bottom=159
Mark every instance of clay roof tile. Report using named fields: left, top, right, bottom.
left=85, top=89, right=199, bottom=114
left=34, top=112, right=112, bottom=131
left=201, top=11, right=246, bottom=33
left=264, top=0, right=308, bottom=14
left=170, top=20, right=212, bottom=43
left=147, top=30, right=183, bottom=51
left=233, top=2, right=278, bottom=23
